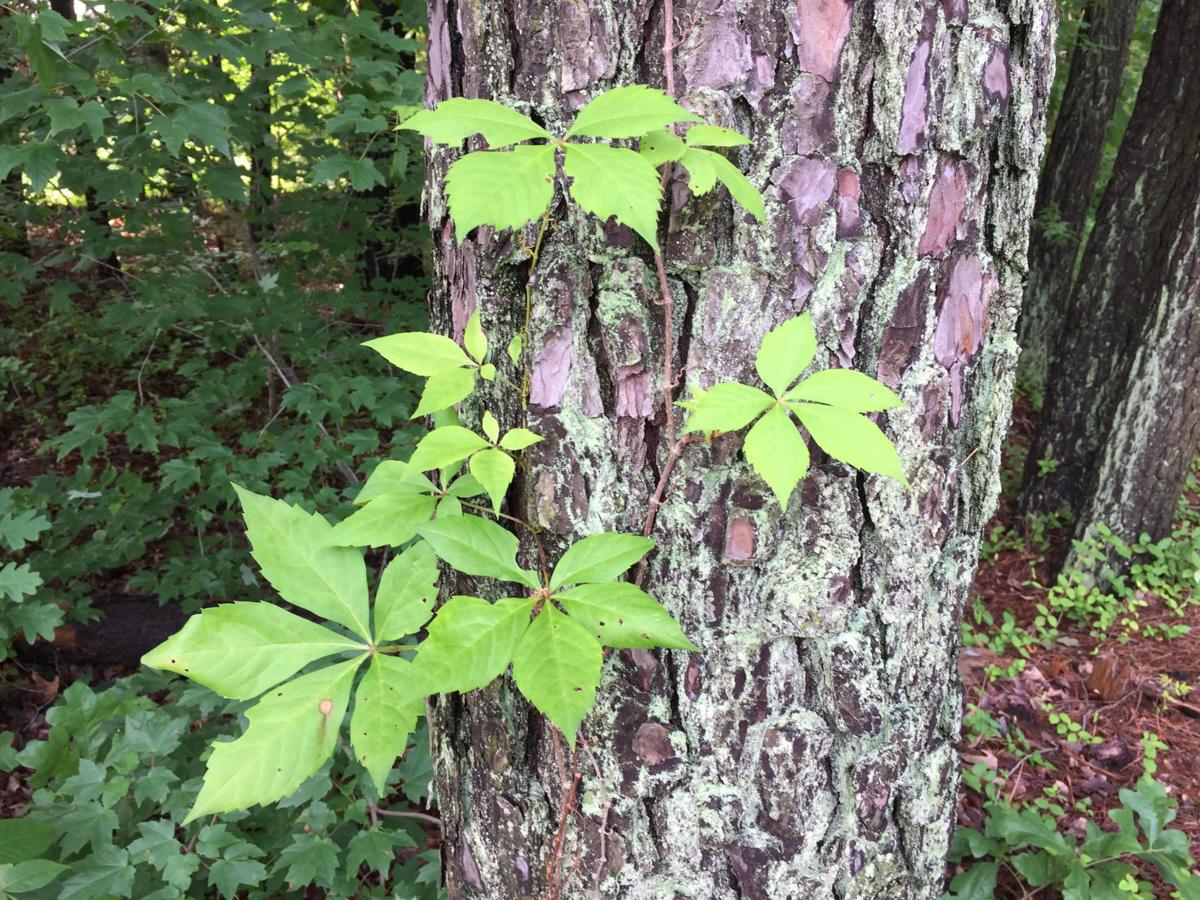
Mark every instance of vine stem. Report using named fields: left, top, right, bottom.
left=544, top=727, right=580, bottom=900
left=520, top=208, right=553, bottom=426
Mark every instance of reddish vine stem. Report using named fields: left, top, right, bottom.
left=544, top=728, right=581, bottom=900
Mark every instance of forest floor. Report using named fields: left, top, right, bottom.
left=954, top=399, right=1200, bottom=896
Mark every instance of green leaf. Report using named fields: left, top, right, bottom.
left=481, top=411, right=500, bottom=443
left=744, top=404, right=810, bottom=509
left=499, top=428, right=542, bottom=451
left=789, top=403, right=905, bottom=482
left=464, top=312, right=488, bottom=363
left=565, top=84, right=700, bottom=139
left=787, top=369, right=902, bottom=412
left=363, top=332, right=471, bottom=376
left=512, top=605, right=601, bottom=747
left=128, top=820, right=197, bottom=890
left=681, top=382, right=773, bottom=435
left=278, top=834, right=339, bottom=889
left=756, top=313, right=817, bottom=396
left=557, top=583, right=697, bottom=650
left=468, top=448, right=515, bottom=515
left=234, top=485, right=371, bottom=639
left=208, top=858, right=267, bottom=900
left=418, top=516, right=539, bottom=588
left=374, top=541, right=439, bottom=641
left=678, top=147, right=717, bottom=193
left=445, top=145, right=556, bottom=241
left=347, top=829, right=413, bottom=879
left=401, top=98, right=552, bottom=148
left=0, top=562, right=41, bottom=603
left=0, top=819, right=54, bottom=864
left=142, top=602, right=362, bottom=700
left=691, top=148, right=766, bottom=222
left=0, top=859, right=66, bottom=893
left=1119, top=775, right=1175, bottom=846
left=22, top=142, right=60, bottom=193
left=411, top=596, right=534, bottom=694
left=685, top=124, right=750, bottom=147
left=330, top=491, right=437, bottom=549
left=944, top=862, right=997, bottom=900
left=407, top=426, right=491, bottom=472
left=186, top=658, right=362, bottom=822
left=58, top=846, right=134, bottom=900
left=351, top=655, right=424, bottom=793
left=354, top=461, right=434, bottom=505
left=563, top=142, right=662, bottom=249
left=549, top=533, right=655, bottom=590
left=639, top=129, right=686, bottom=167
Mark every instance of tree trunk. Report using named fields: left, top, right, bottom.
left=421, top=1, right=1055, bottom=897
left=1017, top=0, right=1139, bottom=389
left=1021, top=0, right=1200, bottom=526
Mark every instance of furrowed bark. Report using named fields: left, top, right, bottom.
left=420, top=0, right=1054, bottom=896
left=1017, top=0, right=1139, bottom=388
left=1021, top=0, right=1200, bottom=525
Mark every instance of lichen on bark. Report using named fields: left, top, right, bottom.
left=419, top=0, right=1056, bottom=896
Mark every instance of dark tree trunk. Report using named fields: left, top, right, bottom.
left=421, top=0, right=1055, bottom=896
left=1017, top=0, right=1140, bottom=388
left=1021, top=0, right=1200, bottom=528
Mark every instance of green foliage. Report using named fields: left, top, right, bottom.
left=8, top=673, right=441, bottom=898
left=946, top=775, right=1199, bottom=900
left=681, top=313, right=905, bottom=507
left=0, top=489, right=61, bottom=660
left=403, top=83, right=763, bottom=248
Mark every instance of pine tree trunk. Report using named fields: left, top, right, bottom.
left=1021, top=0, right=1200, bottom=525
left=1017, top=0, right=1139, bottom=388
left=420, top=1, right=1055, bottom=896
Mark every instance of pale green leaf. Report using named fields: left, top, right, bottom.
left=557, top=583, right=697, bottom=650
left=362, top=332, right=471, bottom=377
left=23, top=142, right=60, bottom=193
left=756, top=313, right=817, bottom=397
left=468, top=448, right=515, bottom=515
left=563, top=142, right=662, bottom=249
left=685, top=124, right=750, bottom=147
left=481, top=411, right=500, bottom=443
left=330, top=491, right=437, bottom=549
left=445, top=145, right=556, bottom=242
left=412, top=367, right=476, bottom=417
left=354, top=461, right=434, bottom=505
left=743, top=405, right=810, bottom=509
left=0, top=819, right=54, bottom=864
left=789, top=403, right=905, bottom=482
left=401, top=98, right=551, bottom=148
left=679, top=147, right=717, bottom=194
left=464, top=311, right=488, bottom=363
left=511, top=605, right=601, bottom=747
left=351, top=655, right=424, bottom=793
left=549, top=533, right=655, bottom=590
left=506, top=334, right=523, bottom=365
left=411, top=596, right=534, bottom=694
left=374, top=541, right=438, bottom=641
left=681, top=382, right=773, bottom=435
left=234, top=486, right=371, bottom=639
left=445, top=473, right=486, bottom=498
left=407, top=426, right=491, bottom=472
left=418, top=515, right=539, bottom=588
left=786, top=368, right=902, bottom=412
left=186, top=658, right=362, bottom=822
left=142, top=602, right=362, bottom=700
left=480, top=362, right=497, bottom=381
left=499, top=428, right=542, bottom=451
left=706, top=150, right=766, bottom=222
left=565, top=84, right=700, bottom=139
left=0, top=858, right=67, bottom=893
left=639, top=129, right=686, bottom=167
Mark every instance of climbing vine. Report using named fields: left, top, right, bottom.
left=143, top=84, right=905, bottom=845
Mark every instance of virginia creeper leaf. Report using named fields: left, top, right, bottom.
left=786, top=368, right=902, bottom=412
left=685, top=124, right=750, bottom=147
left=557, top=582, right=698, bottom=650
left=401, top=98, right=552, bottom=148
left=445, top=145, right=556, bottom=241
left=499, top=428, right=542, bottom=451
left=350, top=655, right=424, bottom=793
left=789, top=403, right=905, bottom=482
left=468, top=448, right=515, bottom=515
left=142, top=602, right=362, bottom=700
left=407, top=426, right=490, bottom=472
left=330, top=491, right=437, bottom=549
left=411, top=596, right=534, bottom=694
left=756, top=313, right=816, bottom=396
left=373, top=541, right=439, bottom=641
left=481, top=411, right=500, bottom=443
left=679, top=147, right=717, bottom=194
left=549, top=533, right=655, bottom=590
left=563, top=142, right=662, bottom=249
left=691, top=148, right=766, bottom=222
left=354, top=461, right=433, bottom=505
left=234, top=486, right=371, bottom=639
left=743, top=404, right=810, bottom=509
left=681, top=382, right=773, bottom=435
left=186, top=657, right=362, bottom=823
left=418, top=515, right=539, bottom=588
left=565, top=84, right=699, bottom=139
left=511, top=605, right=601, bottom=747
left=639, top=129, right=686, bottom=167
left=464, top=311, right=488, bottom=363
left=412, top=367, right=476, bottom=417
left=362, top=332, right=471, bottom=377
